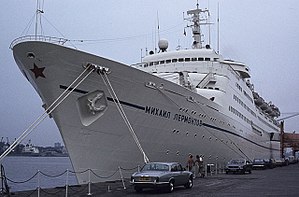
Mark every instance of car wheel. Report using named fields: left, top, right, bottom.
left=167, top=181, right=174, bottom=193
left=184, top=177, right=193, bottom=189
left=134, top=186, right=143, bottom=193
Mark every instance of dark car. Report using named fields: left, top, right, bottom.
left=130, top=162, right=193, bottom=193
left=225, top=158, right=252, bottom=174
left=252, top=159, right=267, bottom=170
left=264, top=158, right=276, bottom=169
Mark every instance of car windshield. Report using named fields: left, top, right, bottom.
left=253, top=159, right=264, bottom=163
left=141, top=163, right=169, bottom=171
left=229, top=159, right=245, bottom=165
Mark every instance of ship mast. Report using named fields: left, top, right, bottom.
left=35, top=0, right=44, bottom=38
left=185, top=1, right=210, bottom=49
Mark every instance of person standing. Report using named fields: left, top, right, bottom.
left=194, top=155, right=200, bottom=178
left=186, top=154, right=195, bottom=173
left=198, top=156, right=204, bottom=178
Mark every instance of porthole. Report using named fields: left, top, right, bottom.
left=27, top=52, right=35, bottom=59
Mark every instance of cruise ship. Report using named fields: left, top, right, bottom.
left=11, top=3, right=281, bottom=183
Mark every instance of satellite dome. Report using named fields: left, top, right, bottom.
left=158, top=39, right=168, bottom=52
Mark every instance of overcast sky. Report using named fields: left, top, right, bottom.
left=1, top=0, right=299, bottom=146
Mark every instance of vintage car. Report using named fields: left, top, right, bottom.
left=130, top=162, right=193, bottom=193
left=225, top=158, right=252, bottom=174
left=252, top=159, right=267, bottom=170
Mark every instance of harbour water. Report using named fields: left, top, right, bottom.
left=1, top=156, right=77, bottom=192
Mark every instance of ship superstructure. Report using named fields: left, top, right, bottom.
left=10, top=3, right=281, bottom=184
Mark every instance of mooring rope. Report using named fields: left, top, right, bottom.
left=99, top=70, right=150, bottom=163
left=0, top=64, right=95, bottom=161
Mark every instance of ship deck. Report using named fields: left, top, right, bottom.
left=9, top=163, right=299, bottom=197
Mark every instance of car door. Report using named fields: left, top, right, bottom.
left=170, top=164, right=183, bottom=186
left=178, top=164, right=189, bottom=184
left=173, top=164, right=188, bottom=186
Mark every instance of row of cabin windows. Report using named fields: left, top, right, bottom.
left=144, top=57, right=215, bottom=67
left=229, top=105, right=252, bottom=125
left=233, top=94, right=256, bottom=117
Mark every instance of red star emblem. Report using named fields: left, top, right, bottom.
left=30, top=63, right=46, bottom=79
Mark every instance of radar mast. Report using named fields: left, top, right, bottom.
left=185, top=1, right=211, bottom=49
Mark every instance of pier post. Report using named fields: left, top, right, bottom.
left=0, top=165, right=2, bottom=194
left=118, top=166, right=126, bottom=190
left=65, top=169, right=69, bottom=197
left=87, top=169, right=92, bottom=196
left=37, top=170, right=40, bottom=197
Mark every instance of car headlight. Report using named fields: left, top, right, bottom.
left=131, top=177, right=134, bottom=182
left=154, top=177, right=159, bottom=183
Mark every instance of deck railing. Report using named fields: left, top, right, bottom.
left=10, top=35, right=68, bottom=49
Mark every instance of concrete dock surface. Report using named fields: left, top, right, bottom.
left=6, top=163, right=299, bottom=196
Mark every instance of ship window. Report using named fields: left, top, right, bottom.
left=166, top=59, right=171, bottom=63
left=154, top=61, right=159, bottom=65
left=172, top=59, right=177, bottom=62
left=144, top=63, right=148, bottom=67
left=149, top=62, right=153, bottom=66
left=205, top=58, right=211, bottom=61
left=160, top=60, right=165, bottom=64
left=185, top=58, right=190, bottom=62
left=192, top=57, right=197, bottom=61
left=198, top=57, right=204, bottom=61
left=215, top=88, right=219, bottom=90
left=178, top=58, right=184, bottom=62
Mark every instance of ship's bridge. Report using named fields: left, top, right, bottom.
left=133, top=47, right=224, bottom=73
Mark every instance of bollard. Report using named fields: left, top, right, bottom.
left=87, top=169, right=92, bottom=196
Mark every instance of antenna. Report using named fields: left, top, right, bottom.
left=208, top=0, right=211, bottom=46
left=217, top=2, right=220, bottom=54
left=157, top=11, right=160, bottom=41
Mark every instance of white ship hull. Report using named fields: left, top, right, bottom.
left=13, top=41, right=280, bottom=184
